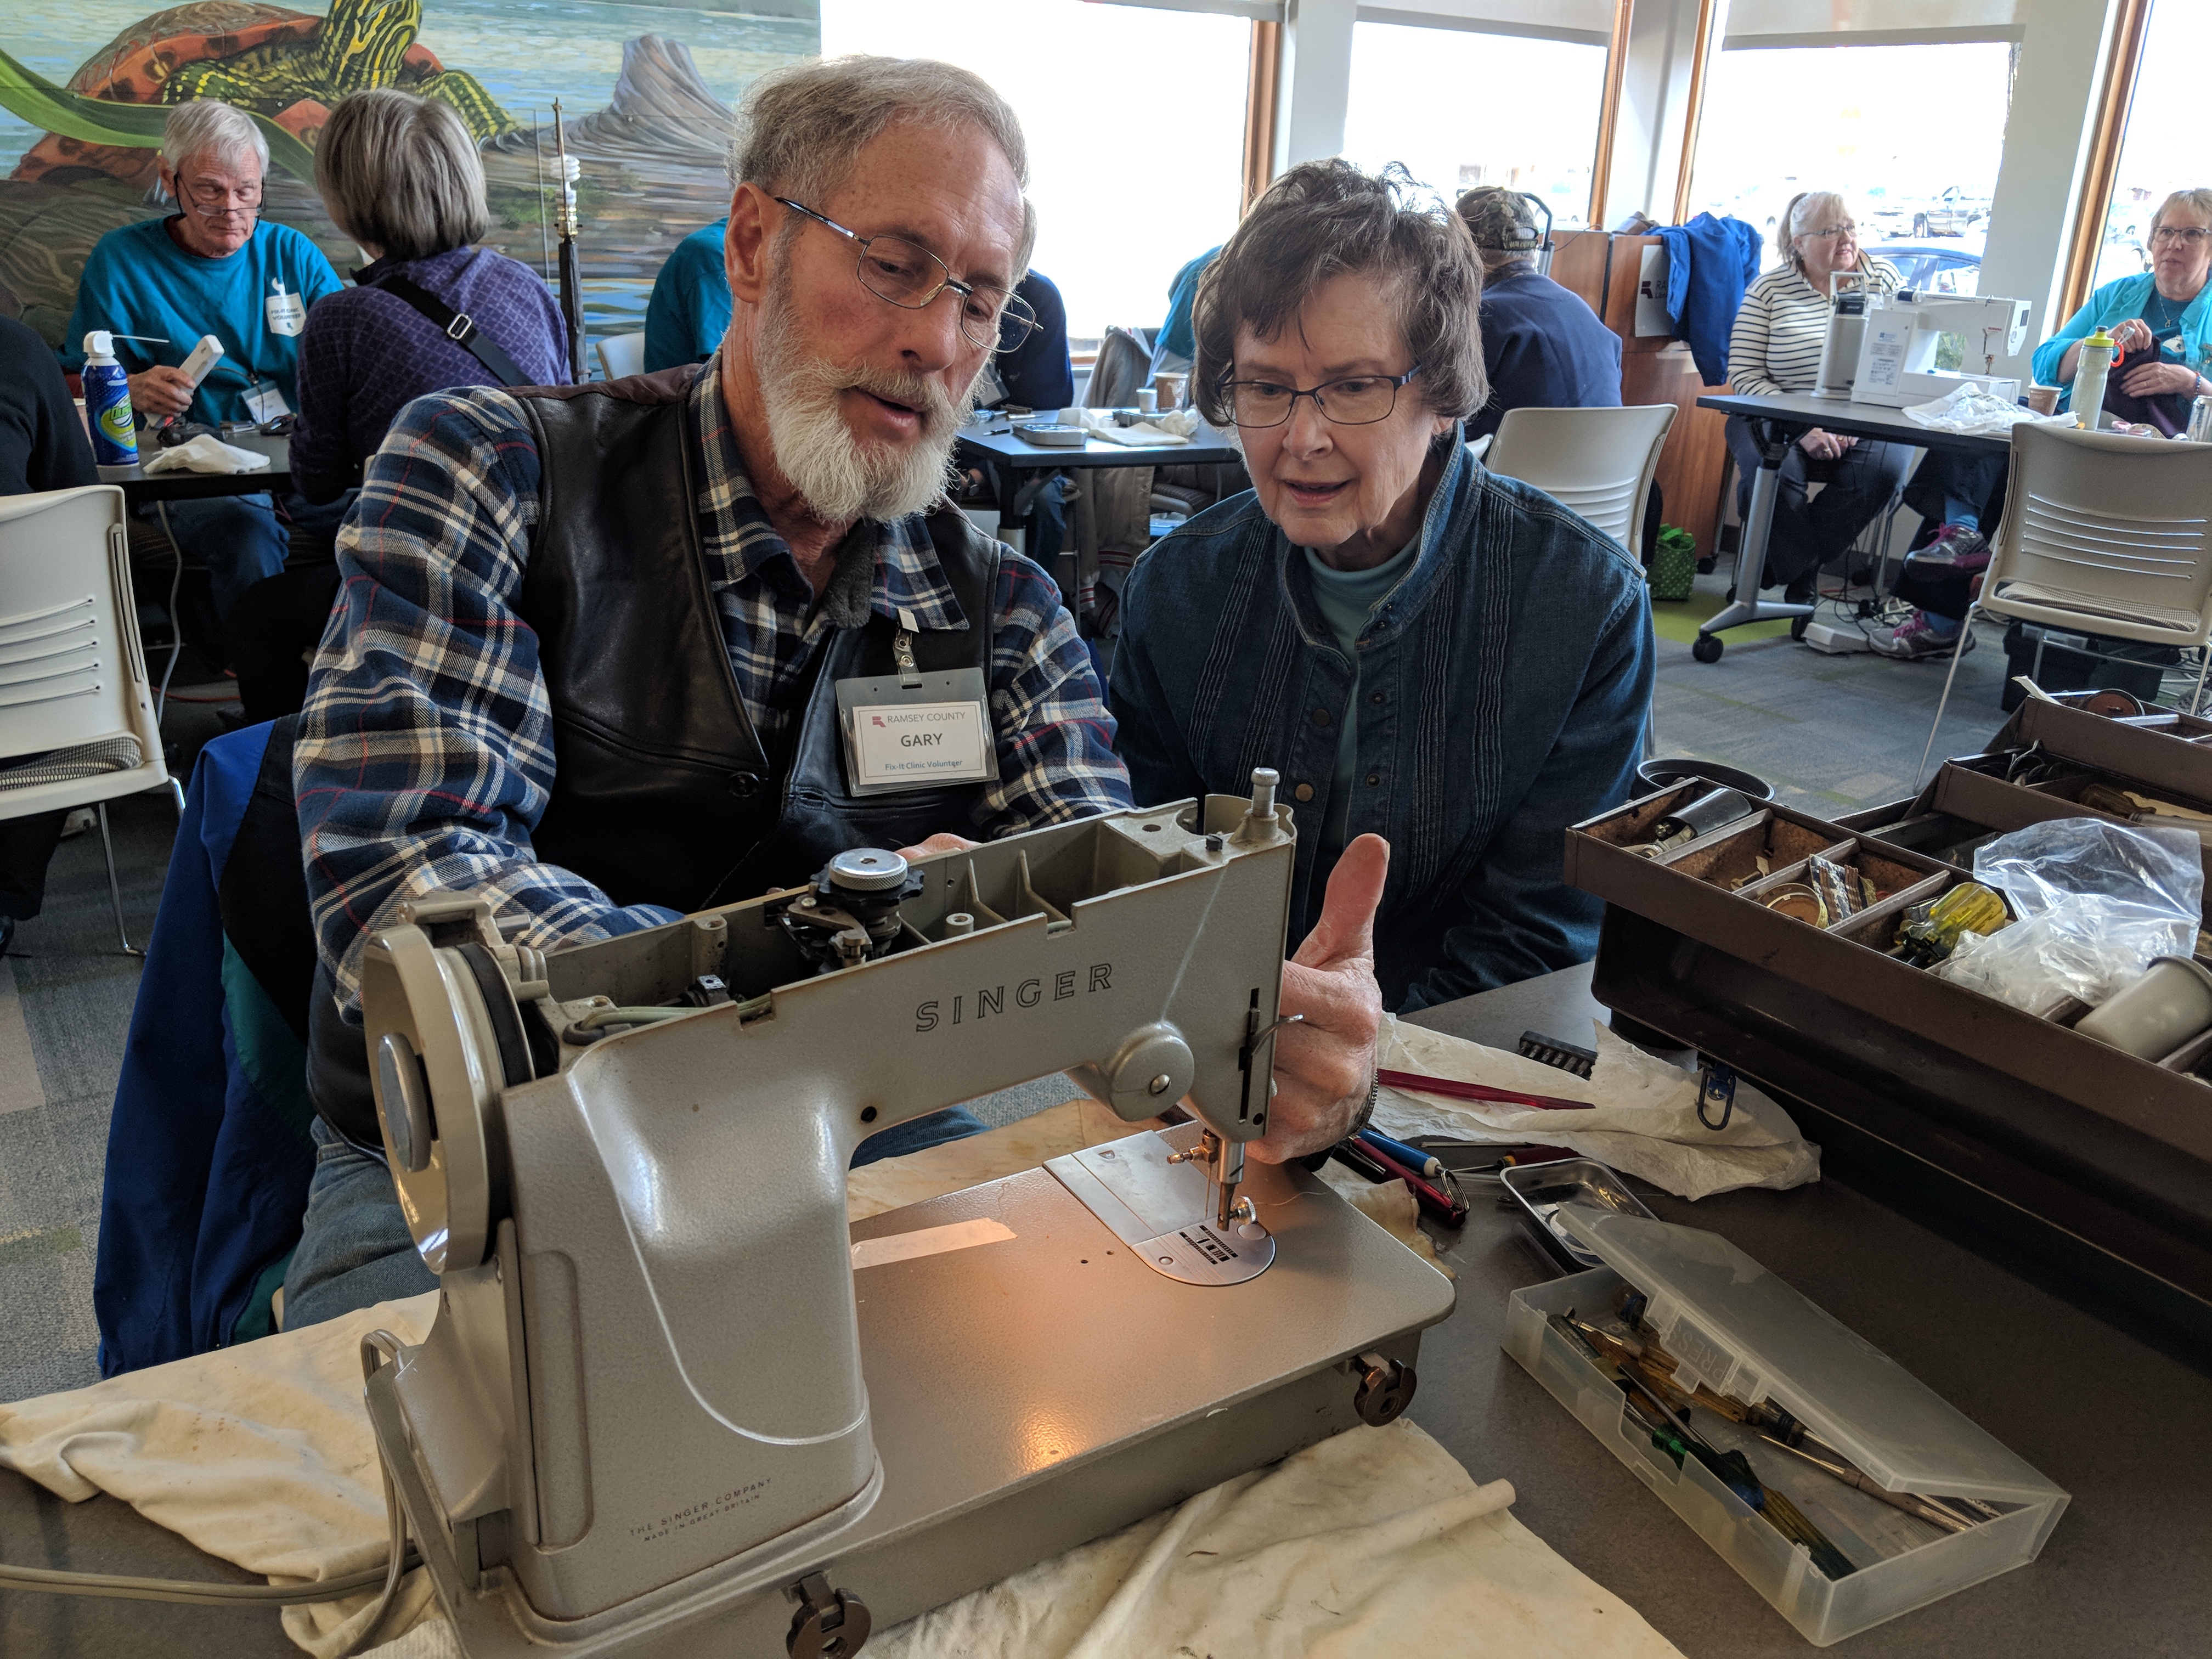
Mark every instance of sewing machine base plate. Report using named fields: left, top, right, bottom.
left=370, top=1129, right=1455, bottom=1656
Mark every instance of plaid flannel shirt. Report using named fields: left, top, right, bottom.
left=296, top=363, right=1129, bottom=1011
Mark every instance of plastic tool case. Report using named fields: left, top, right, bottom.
left=1562, top=721, right=2212, bottom=1342
left=1505, top=1212, right=2067, bottom=1645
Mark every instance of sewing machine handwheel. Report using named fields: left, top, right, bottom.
left=1353, top=1350, right=1417, bottom=1426
left=787, top=1573, right=872, bottom=1658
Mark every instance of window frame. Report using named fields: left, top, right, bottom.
left=2059, top=0, right=2154, bottom=322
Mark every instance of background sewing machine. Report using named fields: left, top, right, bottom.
left=1813, top=283, right=2032, bottom=408
left=356, top=772, right=1455, bottom=1657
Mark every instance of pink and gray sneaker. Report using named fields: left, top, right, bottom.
left=1905, top=523, right=1991, bottom=572
left=1870, top=611, right=1975, bottom=661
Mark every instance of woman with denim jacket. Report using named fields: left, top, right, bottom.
left=1111, top=160, right=1655, bottom=1012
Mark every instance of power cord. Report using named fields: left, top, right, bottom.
left=153, top=502, right=187, bottom=725
left=0, top=1328, right=416, bottom=1653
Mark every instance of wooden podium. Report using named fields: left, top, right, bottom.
left=1549, top=229, right=1733, bottom=563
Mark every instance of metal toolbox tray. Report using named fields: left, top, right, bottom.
left=1565, top=783, right=2212, bottom=1341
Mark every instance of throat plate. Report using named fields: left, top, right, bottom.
left=1046, top=1129, right=1275, bottom=1286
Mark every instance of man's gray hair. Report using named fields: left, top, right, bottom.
left=314, top=89, right=489, bottom=261
left=733, top=55, right=1036, bottom=273
left=161, top=99, right=267, bottom=173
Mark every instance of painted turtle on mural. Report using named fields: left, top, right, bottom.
left=12, top=0, right=514, bottom=194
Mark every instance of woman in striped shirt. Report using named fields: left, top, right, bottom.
left=1724, top=192, right=1910, bottom=602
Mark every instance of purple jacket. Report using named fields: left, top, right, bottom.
left=291, top=245, right=569, bottom=503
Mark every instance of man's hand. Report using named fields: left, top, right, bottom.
left=893, top=832, right=979, bottom=861
left=128, top=365, right=196, bottom=419
left=1251, top=833, right=1389, bottom=1164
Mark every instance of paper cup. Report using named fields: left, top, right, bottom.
left=2025, top=385, right=2060, bottom=416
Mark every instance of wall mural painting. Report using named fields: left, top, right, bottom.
left=0, top=0, right=820, bottom=350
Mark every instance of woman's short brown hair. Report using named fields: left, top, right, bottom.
left=314, top=88, right=488, bottom=262
left=1193, top=160, right=1487, bottom=429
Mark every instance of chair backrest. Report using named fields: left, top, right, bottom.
left=0, top=484, right=168, bottom=812
left=1484, top=404, right=1679, bottom=550
left=1085, top=327, right=1153, bottom=409
left=596, top=331, right=647, bottom=381
left=1983, top=422, right=2212, bottom=647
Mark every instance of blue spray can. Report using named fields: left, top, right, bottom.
left=81, top=330, right=139, bottom=468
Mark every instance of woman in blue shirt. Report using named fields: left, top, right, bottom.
left=1876, top=188, right=2212, bottom=661
left=1113, top=162, right=1653, bottom=1010
left=2033, top=187, right=2212, bottom=420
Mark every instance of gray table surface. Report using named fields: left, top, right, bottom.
left=7, top=964, right=2206, bottom=1656
left=955, top=420, right=1240, bottom=470
left=1696, top=390, right=2015, bottom=458
left=104, top=432, right=291, bottom=504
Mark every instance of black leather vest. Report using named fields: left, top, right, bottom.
left=509, top=370, right=1000, bottom=909
left=306, top=371, right=1001, bottom=1143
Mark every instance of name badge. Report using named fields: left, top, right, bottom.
left=850, top=699, right=990, bottom=785
left=836, top=650, right=998, bottom=797
left=243, top=380, right=290, bottom=424
left=265, top=278, right=306, bottom=337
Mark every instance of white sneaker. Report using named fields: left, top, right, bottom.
left=60, top=808, right=96, bottom=839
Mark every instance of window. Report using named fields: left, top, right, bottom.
left=1684, top=42, right=2014, bottom=277
left=819, top=1, right=1251, bottom=346
left=2089, top=0, right=2210, bottom=295
left=1341, top=22, right=1609, bottom=232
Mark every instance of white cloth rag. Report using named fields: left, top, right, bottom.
left=1375, top=1015, right=1820, bottom=1200
left=141, top=434, right=272, bottom=475
left=351, top=1421, right=1682, bottom=1659
left=1903, top=383, right=2072, bottom=437
left=1074, top=406, right=1201, bottom=447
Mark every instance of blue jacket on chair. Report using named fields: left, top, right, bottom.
left=1653, top=214, right=1767, bottom=387
left=94, top=722, right=316, bottom=1374
left=1109, top=433, right=1654, bottom=1011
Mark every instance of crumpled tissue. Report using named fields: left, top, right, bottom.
left=141, top=433, right=272, bottom=474
left=1903, top=383, right=2072, bottom=437
left=1373, top=1015, right=1820, bottom=1200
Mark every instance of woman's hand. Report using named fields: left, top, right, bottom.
left=2120, top=358, right=2205, bottom=399
left=1797, top=427, right=1858, bottom=460
left=1252, top=834, right=1389, bottom=1164
left=2112, top=317, right=2158, bottom=357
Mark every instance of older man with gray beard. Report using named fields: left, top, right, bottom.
left=279, top=55, right=1390, bottom=1327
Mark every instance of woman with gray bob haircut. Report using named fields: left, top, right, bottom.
left=289, top=88, right=568, bottom=507
left=1112, top=158, right=1656, bottom=1013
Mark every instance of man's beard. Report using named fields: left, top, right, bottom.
left=754, top=267, right=974, bottom=524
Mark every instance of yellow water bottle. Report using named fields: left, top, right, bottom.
left=2074, top=325, right=2115, bottom=431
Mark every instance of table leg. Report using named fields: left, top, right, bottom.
left=1694, top=418, right=1814, bottom=662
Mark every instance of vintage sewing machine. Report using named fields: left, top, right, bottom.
left=1845, top=289, right=2033, bottom=408
left=356, top=772, right=1455, bottom=1656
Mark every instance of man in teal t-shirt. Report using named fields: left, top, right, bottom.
left=644, top=218, right=731, bottom=373
left=64, top=100, right=342, bottom=624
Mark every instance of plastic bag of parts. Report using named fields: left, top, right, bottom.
left=1934, top=818, right=2203, bottom=1015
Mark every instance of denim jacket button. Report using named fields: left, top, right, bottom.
left=1310, top=708, right=1331, bottom=727
left=1293, top=782, right=1316, bottom=802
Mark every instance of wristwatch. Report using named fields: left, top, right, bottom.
left=1346, top=1069, right=1379, bottom=1140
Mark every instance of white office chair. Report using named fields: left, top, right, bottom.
left=0, top=484, right=173, bottom=955
left=1483, top=404, right=1679, bottom=551
left=596, top=331, right=647, bottom=381
left=1916, top=422, right=2212, bottom=785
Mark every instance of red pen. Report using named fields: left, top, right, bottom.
left=1378, top=1067, right=1597, bottom=1113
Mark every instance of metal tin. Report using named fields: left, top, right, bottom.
left=2188, top=394, right=2212, bottom=445
left=1499, top=1157, right=1658, bottom=1272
